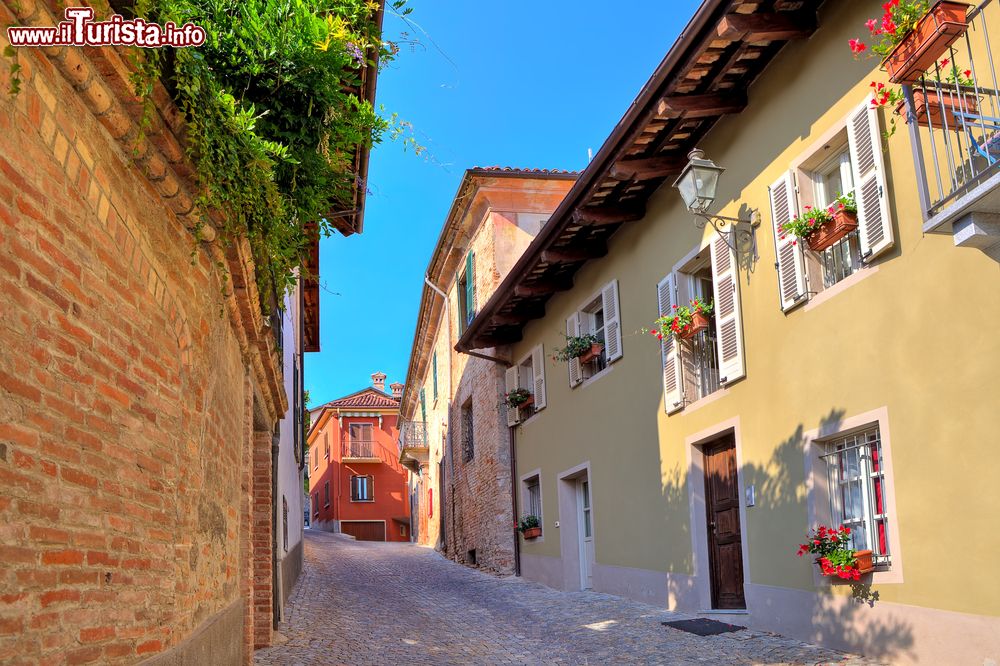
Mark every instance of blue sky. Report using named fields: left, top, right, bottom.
left=305, top=1, right=702, bottom=405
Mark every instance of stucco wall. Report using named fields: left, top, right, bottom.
left=508, top=1, right=1000, bottom=663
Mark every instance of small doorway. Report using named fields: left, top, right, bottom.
left=577, top=478, right=594, bottom=590
left=703, top=434, right=745, bottom=609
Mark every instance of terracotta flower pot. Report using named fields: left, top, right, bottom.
left=806, top=210, right=859, bottom=252
left=678, top=312, right=710, bottom=340
left=894, top=88, right=979, bottom=129
left=854, top=549, right=875, bottom=575
left=522, top=527, right=542, bottom=539
left=522, top=395, right=535, bottom=408
left=882, top=1, right=971, bottom=84
left=577, top=343, right=604, bottom=364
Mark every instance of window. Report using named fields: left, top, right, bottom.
left=400, top=525, right=406, bottom=537
left=770, top=98, right=894, bottom=311
left=461, top=399, right=474, bottom=462
left=312, top=493, right=319, bottom=517
left=420, top=388, right=427, bottom=425
left=348, top=423, right=373, bottom=458
left=819, top=426, right=890, bottom=564
left=323, top=481, right=330, bottom=507
left=312, top=446, right=318, bottom=470
left=458, top=251, right=476, bottom=332
left=351, top=475, right=373, bottom=502
left=324, top=431, right=330, bottom=459
left=567, top=280, right=622, bottom=388
left=522, top=474, right=542, bottom=523
left=660, top=234, right=745, bottom=414
left=432, top=351, right=438, bottom=400
left=505, top=346, right=547, bottom=426
left=282, top=496, right=288, bottom=552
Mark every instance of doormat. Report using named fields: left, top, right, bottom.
left=662, top=618, right=745, bottom=636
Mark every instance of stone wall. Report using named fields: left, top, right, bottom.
left=0, top=2, right=284, bottom=662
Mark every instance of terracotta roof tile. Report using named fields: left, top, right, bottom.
left=472, top=166, right=579, bottom=175
left=320, top=387, right=399, bottom=410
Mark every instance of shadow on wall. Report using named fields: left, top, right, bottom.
left=661, top=408, right=914, bottom=662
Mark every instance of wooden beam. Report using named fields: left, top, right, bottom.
left=572, top=205, right=645, bottom=226
left=490, top=314, right=529, bottom=326
left=540, top=245, right=608, bottom=263
left=610, top=155, right=687, bottom=181
left=716, top=12, right=816, bottom=42
left=656, top=92, right=748, bottom=119
left=513, top=280, right=572, bottom=298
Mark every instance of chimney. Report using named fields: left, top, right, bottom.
left=371, top=371, right=387, bottom=392
left=389, top=382, right=404, bottom=399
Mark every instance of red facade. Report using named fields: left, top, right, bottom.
left=307, top=383, right=410, bottom=542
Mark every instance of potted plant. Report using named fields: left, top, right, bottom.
left=894, top=59, right=979, bottom=128
left=851, top=1, right=972, bottom=84
left=796, top=525, right=875, bottom=581
left=553, top=333, right=603, bottom=365
left=647, top=298, right=714, bottom=341
left=504, top=388, right=534, bottom=409
left=779, top=193, right=858, bottom=252
left=519, top=515, right=542, bottom=540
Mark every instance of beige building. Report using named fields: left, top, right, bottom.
left=458, top=1, right=1000, bottom=663
left=398, top=168, right=575, bottom=572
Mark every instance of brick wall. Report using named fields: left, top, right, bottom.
left=0, top=3, right=281, bottom=663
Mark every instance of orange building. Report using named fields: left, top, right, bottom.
left=307, top=373, right=410, bottom=541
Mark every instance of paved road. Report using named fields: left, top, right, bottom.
left=254, top=530, right=878, bottom=666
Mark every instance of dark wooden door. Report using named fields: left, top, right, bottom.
left=342, top=521, right=386, bottom=542
left=704, top=435, right=745, bottom=609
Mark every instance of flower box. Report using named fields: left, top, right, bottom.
left=578, top=343, right=604, bottom=364
left=522, top=526, right=542, bottom=540
left=895, top=87, right=979, bottom=129
left=678, top=312, right=710, bottom=340
left=806, top=210, right=859, bottom=252
left=882, top=1, right=971, bottom=84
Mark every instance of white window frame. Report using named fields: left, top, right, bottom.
left=567, top=280, right=622, bottom=388
left=520, top=468, right=544, bottom=542
left=803, top=407, right=903, bottom=585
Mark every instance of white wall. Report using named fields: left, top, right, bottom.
left=277, top=281, right=304, bottom=563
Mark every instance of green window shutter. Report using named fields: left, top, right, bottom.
left=465, top=251, right=476, bottom=325
left=432, top=352, right=438, bottom=400
left=420, top=388, right=427, bottom=424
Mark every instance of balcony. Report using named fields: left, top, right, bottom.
left=397, top=421, right=429, bottom=473
left=342, top=439, right=380, bottom=462
left=905, top=0, right=1000, bottom=261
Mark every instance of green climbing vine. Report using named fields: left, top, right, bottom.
left=124, top=0, right=415, bottom=306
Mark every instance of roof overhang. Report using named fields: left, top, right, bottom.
left=456, top=0, right=820, bottom=351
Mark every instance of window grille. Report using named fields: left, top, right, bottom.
left=461, top=402, right=474, bottom=462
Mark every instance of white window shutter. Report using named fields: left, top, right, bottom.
left=601, top=279, right=623, bottom=363
left=710, top=232, right=746, bottom=384
left=566, top=315, right=583, bottom=387
left=505, top=365, right=520, bottom=427
left=848, top=98, right=894, bottom=262
left=657, top=273, right=684, bottom=414
left=769, top=171, right=807, bottom=311
left=531, top=345, right=546, bottom=411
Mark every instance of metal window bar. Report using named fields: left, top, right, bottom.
left=687, top=327, right=720, bottom=400
left=820, top=429, right=890, bottom=565
left=906, top=0, right=1000, bottom=215
left=344, top=439, right=375, bottom=458
left=820, top=231, right=861, bottom=288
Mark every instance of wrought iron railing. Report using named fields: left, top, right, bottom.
left=905, top=0, right=1000, bottom=217
left=687, top=328, right=720, bottom=401
left=398, top=421, right=428, bottom=453
left=343, top=439, right=376, bottom=459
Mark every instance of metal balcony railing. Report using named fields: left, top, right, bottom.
left=905, top=0, right=1000, bottom=218
left=397, top=421, right=428, bottom=453
left=343, top=439, right=376, bottom=459
left=686, top=328, right=720, bottom=402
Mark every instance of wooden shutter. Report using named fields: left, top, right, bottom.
left=465, top=251, right=476, bottom=323
left=657, top=273, right=684, bottom=414
left=531, top=345, right=546, bottom=411
left=601, top=279, right=623, bottom=363
left=769, top=171, right=807, bottom=311
left=710, top=232, right=746, bottom=384
left=504, top=365, right=520, bottom=427
left=566, top=314, right=583, bottom=387
left=419, top=388, right=426, bottom=423
left=848, top=98, right=894, bottom=261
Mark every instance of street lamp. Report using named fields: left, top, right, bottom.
left=672, top=148, right=758, bottom=258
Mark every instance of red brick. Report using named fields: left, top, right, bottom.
left=0, top=617, right=24, bottom=635
left=0, top=424, right=40, bottom=449
left=79, top=626, right=115, bottom=643
left=39, top=589, right=80, bottom=607
left=41, top=549, right=84, bottom=565
left=28, top=526, right=69, bottom=544
left=0, top=369, right=42, bottom=402
left=61, top=467, right=99, bottom=490
left=26, top=272, right=70, bottom=312
left=135, top=639, right=162, bottom=655
left=64, top=645, right=102, bottom=665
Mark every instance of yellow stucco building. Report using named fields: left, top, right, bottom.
left=457, top=1, right=1000, bottom=662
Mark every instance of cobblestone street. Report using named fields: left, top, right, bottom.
left=255, top=531, right=879, bottom=666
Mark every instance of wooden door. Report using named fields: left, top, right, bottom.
left=704, top=435, right=745, bottom=609
left=342, top=521, right=386, bottom=542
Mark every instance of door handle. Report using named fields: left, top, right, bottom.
left=709, top=521, right=716, bottom=531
